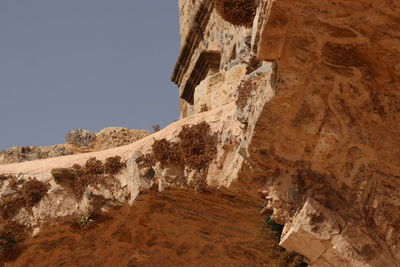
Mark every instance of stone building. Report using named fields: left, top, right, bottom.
left=172, top=0, right=256, bottom=118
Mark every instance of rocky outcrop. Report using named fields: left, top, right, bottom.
left=65, top=129, right=97, bottom=147
left=0, top=145, right=73, bottom=165
left=0, top=127, right=150, bottom=165
left=96, top=127, right=150, bottom=150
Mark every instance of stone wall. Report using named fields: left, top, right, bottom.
left=173, top=1, right=254, bottom=118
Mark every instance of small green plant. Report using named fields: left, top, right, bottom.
left=77, top=213, right=94, bottom=227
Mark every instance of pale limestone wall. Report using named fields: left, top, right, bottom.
left=193, top=64, right=247, bottom=113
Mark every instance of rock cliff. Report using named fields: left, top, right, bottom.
left=0, top=1, right=399, bottom=266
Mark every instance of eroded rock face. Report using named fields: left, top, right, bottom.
left=175, top=0, right=400, bottom=265
left=65, top=129, right=97, bottom=147
left=0, top=145, right=72, bottom=165
left=246, top=0, right=400, bottom=266
left=97, top=127, right=150, bottom=150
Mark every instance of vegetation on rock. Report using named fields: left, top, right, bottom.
left=259, top=215, right=306, bottom=267
left=0, top=178, right=49, bottom=219
left=214, top=0, right=256, bottom=28
left=20, top=179, right=49, bottom=208
left=138, top=122, right=218, bottom=191
left=142, top=122, right=218, bottom=172
left=71, top=156, right=126, bottom=200
left=236, top=78, right=256, bottom=109
left=0, top=221, right=26, bottom=264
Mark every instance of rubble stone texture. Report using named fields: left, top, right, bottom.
left=65, top=129, right=97, bottom=147
left=0, top=127, right=150, bottom=164
left=0, top=1, right=399, bottom=266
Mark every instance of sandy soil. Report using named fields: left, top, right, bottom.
left=5, top=188, right=271, bottom=267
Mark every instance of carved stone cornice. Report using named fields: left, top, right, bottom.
left=181, top=51, right=221, bottom=104
left=171, top=1, right=214, bottom=100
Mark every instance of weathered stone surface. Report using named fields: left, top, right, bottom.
left=51, top=168, right=77, bottom=192
left=194, top=64, right=247, bottom=114
left=0, top=145, right=72, bottom=165
left=97, top=127, right=150, bottom=150
left=51, top=168, right=77, bottom=182
left=0, top=127, right=150, bottom=165
left=245, top=0, right=400, bottom=266
left=65, top=129, right=97, bottom=147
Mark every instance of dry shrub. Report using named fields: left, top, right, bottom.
left=236, top=79, right=256, bottom=109
left=0, top=195, right=24, bottom=219
left=0, top=178, right=48, bottom=219
left=0, top=220, right=26, bottom=264
left=84, top=157, right=104, bottom=175
left=104, top=156, right=126, bottom=175
left=0, top=175, right=12, bottom=182
left=152, top=138, right=180, bottom=164
left=152, top=125, right=161, bottom=133
left=200, top=104, right=209, bottom=112
left=141, top=122, right=218, bottom=191
left=177, top=122, right=218, bottom=172
left=214, top=0, right=256, bottom=28
left=7, top=177, right=22, bottom=190
left=72, top=156, right=126, bottom=200
left=73, top=174, right=98, bottom=200
left=20, top=179, right=49, bottom=208
left=71, top=164, right=85, bottom=176
left=137, top=154, right=156, bottom=169
left=149, top=122, right=218, bottom=173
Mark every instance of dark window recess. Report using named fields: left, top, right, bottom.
left=181, top=51, right=221, bottom=105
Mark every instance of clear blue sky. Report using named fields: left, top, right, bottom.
left=0, top=0, right=180, bottom=150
